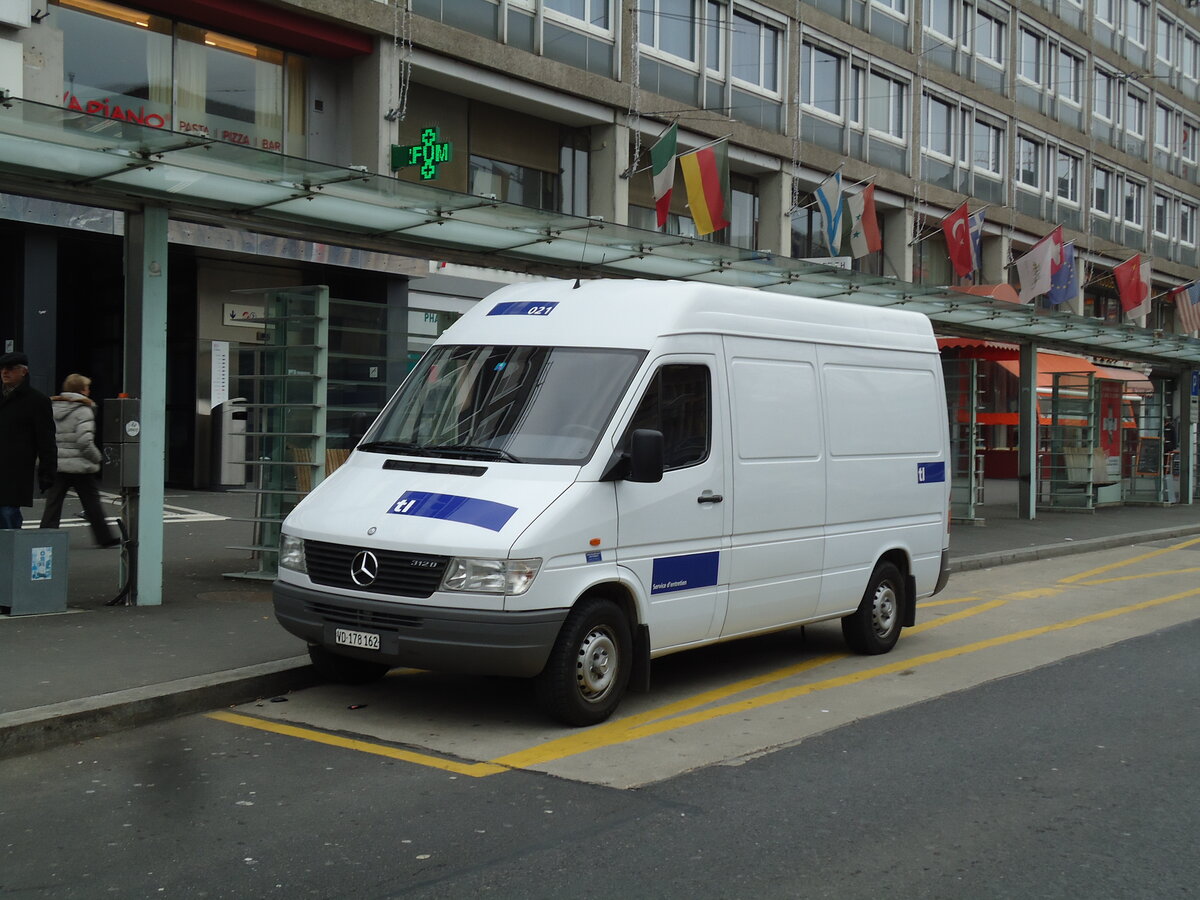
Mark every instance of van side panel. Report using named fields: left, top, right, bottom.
left=721, top=337, right=826, bottom=636
left=817, top=346, right=948, bottom=616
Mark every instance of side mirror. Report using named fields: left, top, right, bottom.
left=627, top=428, right=664, bottom=483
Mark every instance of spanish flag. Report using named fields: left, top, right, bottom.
left=679, top=140, right=730, bottom=236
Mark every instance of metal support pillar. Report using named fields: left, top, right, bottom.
left=124, top=205, right=168, bottom=606
left=1017, top=343, right=1038, bottom=519
left=22, top=232, right=57, bottom=395
left=1181, top=368, right=1197, bottom=504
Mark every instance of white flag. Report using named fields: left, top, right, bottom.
left=1015, top=237, right=1056, bottom=303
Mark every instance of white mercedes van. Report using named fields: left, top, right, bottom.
left=274, top=279, right=951, bottom=725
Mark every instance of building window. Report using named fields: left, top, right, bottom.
left=1182, top=202, right=1198, bottom=246
left=1056, top=150, right=1080, bottom=203
left=639, top=0, right=696, bottom=62
left=868, top=70, right=907, bottom=141
left=1056, top=49, right=1082, bottom=106
left=1094, top=69, right=1116, bottom=122
left=1124, top=178, right=1145, bottom=227
left=872, top=0, right=907, bottom=18
left=705, top=0, right=724, bottom=73
left=924, top=0, right=960, bottom=43
left=548, top=0, right=610, bottom=29
left=1183, top=121, right=1199, bottom=165
left=802, top=43, right=844, bottom=119
left=1157, top=14, right=1175, bottom=66
left=1095, top=0, right=1116, bottom=26
left=973, top=118, right=1003, bottom=176
left=1125, top=0, right=1147, bottom=47
left=1017, top=135, right=1043, bottom=190
left=1184, top=32, right=1200, bottom=83
left=1153, top=192, right=1171, bottom=237
left=1018, top=27, right=1043, bottom=83
left=1155, top=104, right=1175, bottom=156
left=1093, top=165, right=1113, bottom=216
left=55, top=0, right=306, bottom=154
left=975, top=11, right=1004, bottom=66
left=1125, top=91, right=1146, bottom=138
left=469, top=156, right=560, bottom=210
left=923, top=94, right=954, bottom=158
left=731, top=9, right=780, bottom=93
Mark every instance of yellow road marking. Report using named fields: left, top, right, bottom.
left=205, top=711, right=508, bottom=777
left=494, top=598, right=1007, bottom=769
left=208, top=585, right=1197, bottom=777
left=1002, top=587, right=1065, bottom=599
left=1060, top=536, right=1200, bottom=584
left=919, top=595, right=984, bottom=607
left=1074, top=566, right=1200, bottom=586
left=490, top=587, right=1199, bottom=769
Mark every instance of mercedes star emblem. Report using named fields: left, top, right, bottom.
left=350, top=550, right=380, bottom=587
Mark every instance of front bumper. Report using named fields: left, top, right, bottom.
left=274, top=581, right=568, bottom=678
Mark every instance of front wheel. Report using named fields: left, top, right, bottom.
left=841, top=561, right=905, bottom=655
left=535, top=598, right=632, bottom=726
left=308, top=644, right=391, bottom=685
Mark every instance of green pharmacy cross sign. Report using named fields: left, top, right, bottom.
left=391, top=127, right=453, bottom=180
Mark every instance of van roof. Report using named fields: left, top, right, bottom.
left=438, top=279, right=938, bottom=353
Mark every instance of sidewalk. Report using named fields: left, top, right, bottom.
left=3, top=485, right=1200, bottom=759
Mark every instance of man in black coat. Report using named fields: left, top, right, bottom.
left=0, top=351, right=57, bottom=530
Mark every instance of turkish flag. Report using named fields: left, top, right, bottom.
left=942, top=202, right=974, bottom=278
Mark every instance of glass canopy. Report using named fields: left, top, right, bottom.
left=0, top=97, right=1197, bottom=367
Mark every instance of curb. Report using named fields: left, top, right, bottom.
left=0, top=656, right=319, bottom=761
left=948, top=524, right=1200, bottom=573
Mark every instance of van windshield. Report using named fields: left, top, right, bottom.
left=361, top=345, right=645, bottom=465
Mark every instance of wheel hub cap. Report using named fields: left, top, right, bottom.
left=576, top=627, right=617, bottom=701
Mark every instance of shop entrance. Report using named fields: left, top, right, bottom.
left=943, top=357, right=984, bottom=522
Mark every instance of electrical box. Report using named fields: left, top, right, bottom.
left=0, top=528, right=69, bottom=615
left=101, top=397, right=141, bottom=490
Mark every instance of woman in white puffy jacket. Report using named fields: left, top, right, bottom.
left=39, top=373, right=119, bottom=547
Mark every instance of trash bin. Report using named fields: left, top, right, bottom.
left=210, top=397, right=248, bottom=490
left=0, top=528, right=69, bottom=615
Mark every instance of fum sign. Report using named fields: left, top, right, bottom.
left=391, top=127, right=453, bottom=180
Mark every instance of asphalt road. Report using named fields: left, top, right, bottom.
left=1, top=540, right=1197, bottom=899
left=0, top=620, right=1194, bottom=899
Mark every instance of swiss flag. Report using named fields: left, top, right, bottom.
left=941, top=203, right=974, bottom=278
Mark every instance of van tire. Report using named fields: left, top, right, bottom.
left=308, top=644, right=391, bottom=685
left=842, top=561, right=904, bottom=655
left=535, top=598, right=632, bottom=726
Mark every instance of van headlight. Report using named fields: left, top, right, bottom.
left=441, top=557, right=541, bottom=595
left=279, top=532, right=307, bottom=573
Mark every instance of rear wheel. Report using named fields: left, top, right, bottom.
left=308, top=644, right=391, bottom=684
left=841, top=561, right=904, bottom=655
left=535, top=598, right=632, bottom=726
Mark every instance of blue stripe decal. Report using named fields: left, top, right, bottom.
left=387, top=491, right=518, bottom=532
left=917, top=462, right=946, bottom=484
left=651, top=551, right=720, bottom=595
left=487, top=301, right=558, bottom=317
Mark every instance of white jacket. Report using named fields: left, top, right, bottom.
left=50, top=392, right=103, bottom=475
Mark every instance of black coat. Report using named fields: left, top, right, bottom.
left=0, top=380, right=57, bottom=507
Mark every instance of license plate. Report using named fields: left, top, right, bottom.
left=334, top=628, right=380, bottom=651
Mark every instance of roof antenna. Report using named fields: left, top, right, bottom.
left=575, top=216, right=602, bottom=288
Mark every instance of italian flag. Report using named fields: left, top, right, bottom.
left=679, top=139, right=730, bottom=236
left=650, top=123, right=678, bottom=229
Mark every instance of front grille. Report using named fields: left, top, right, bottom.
left=304, top=540, right=450, bottom=598
left=305, top=599, right=423, bottom=631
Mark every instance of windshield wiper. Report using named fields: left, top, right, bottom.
left=432, top=444, right=523, bottom=463
left=357, top=440, right=433, bottom=456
